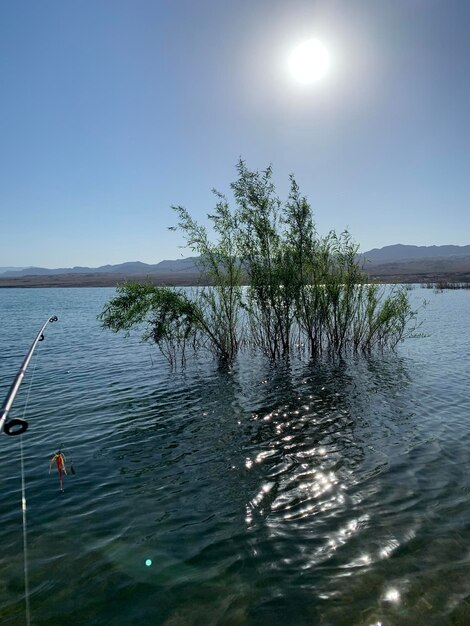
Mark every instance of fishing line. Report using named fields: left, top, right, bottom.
left=19, top=438, right=30, bottom=626
left=18, top=349, right=40, bottom=626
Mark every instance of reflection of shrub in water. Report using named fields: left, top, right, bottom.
left=237, top=355, right=420, bottom=612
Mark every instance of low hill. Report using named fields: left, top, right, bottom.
left=0, top=266, right=27, bottom=273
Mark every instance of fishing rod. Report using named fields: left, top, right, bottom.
left=0, top=316, right=59, bottom=437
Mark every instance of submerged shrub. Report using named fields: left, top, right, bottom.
left=170, top=191, right=243, bottom=362
left=100, top=161, right=421, bottom=365
left=98, top=282, right=199, bottom=366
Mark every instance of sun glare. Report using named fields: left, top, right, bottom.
left=288, top=39, right=330, bottom=84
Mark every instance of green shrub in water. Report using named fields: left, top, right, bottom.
left=99, top=161, right=420, bottom=364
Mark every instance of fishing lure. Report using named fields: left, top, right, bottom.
left=49, top=450, right=67, bottom=492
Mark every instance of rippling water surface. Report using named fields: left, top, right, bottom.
left=1, top=287, right=470, bottom=625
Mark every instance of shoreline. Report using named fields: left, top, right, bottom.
left=0, top=270, right=469, bottom=288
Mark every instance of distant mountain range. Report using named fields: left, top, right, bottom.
left=2, top=245, right=470, bottom=277
left=1, top=245, right=470, bottom=286
left=0, top=257, right=200, bottom=277
left=361, top=244, right=470, bottom=264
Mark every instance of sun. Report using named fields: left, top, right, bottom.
left=288, top=39, right=330, bottom=84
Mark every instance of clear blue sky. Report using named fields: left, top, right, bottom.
left=1, top=0, right=469, bottom=267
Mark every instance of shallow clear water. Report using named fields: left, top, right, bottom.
left=0, top=287, right=470, bottom=625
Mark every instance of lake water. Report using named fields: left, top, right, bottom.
left=0, top=287, right=469, bottom=625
